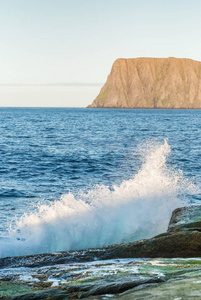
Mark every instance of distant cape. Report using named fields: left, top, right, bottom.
left=88, top=57, right=201, bottom=108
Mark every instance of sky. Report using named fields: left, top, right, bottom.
left=0, top=0, right=201, bottom=107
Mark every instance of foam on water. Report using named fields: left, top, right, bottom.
left=0, top=140, right=195, bottom=258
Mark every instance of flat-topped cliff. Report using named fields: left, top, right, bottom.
left=88, top=57, right=201, bottom=108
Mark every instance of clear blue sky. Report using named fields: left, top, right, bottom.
left=0, top=0, right=201, bottom=106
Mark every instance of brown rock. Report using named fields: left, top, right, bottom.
left=1, top=206, right=201, bottom=270
left=88, top=57, right=201, bottom=108
left=105, top=230, right=201, bottom=258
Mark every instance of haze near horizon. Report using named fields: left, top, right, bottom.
left=0, top=0, right=201, bottom=107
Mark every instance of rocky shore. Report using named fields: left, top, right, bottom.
left=1, top=205, right=201, bottom=299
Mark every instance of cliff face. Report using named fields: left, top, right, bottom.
left=88, top=57, right=201, bottom=108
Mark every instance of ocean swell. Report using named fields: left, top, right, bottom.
left=0, top=140, right=194, bottom=258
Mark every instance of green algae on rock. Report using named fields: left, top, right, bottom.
left=2, top=258, right=201, bottom=299
left=1, top=206, right=201, bottom=299
left=168, top=205, right=201, bottom=233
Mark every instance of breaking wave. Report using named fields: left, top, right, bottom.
left=0, top=140, right=195, bottom=258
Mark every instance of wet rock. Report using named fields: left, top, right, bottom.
left=32, top=281, right=52, bottom=290
left=115, top=269, right=201, bottom=299
left=0, top=275, right=164, bottom=299
left=9, top=289, right=70, bottom=300
left=2, top=205, right=201, bottom=299
left=168, top=205, right=201, bottom=233
left=109, top=230, right=201, bottom=258
left=1, top=257, right=201, bottom=299
left=1, top=206, right=201, bottom=269
left=0, top=282, right=32, bottom=298
left=0, top=249, right=107, bottom=269
left=75, top=275, right=165, bottom=298
left=100, top=205, right=201, bottom=258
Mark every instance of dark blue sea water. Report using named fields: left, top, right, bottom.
left=0, top=108, right=201, bottom=258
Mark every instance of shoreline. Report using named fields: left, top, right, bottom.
left=1, top=205, right=201, bottom=299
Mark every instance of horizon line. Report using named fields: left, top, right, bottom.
left=0, top=82, right=103, bottom=87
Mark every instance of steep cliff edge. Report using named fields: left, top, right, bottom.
left=88, top=57, right=201, bottom=108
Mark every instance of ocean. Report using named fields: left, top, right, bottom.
left=0, top=107, right=200, bottom=258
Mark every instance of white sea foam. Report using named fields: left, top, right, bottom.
left=0, top=140, right=195, bottom=258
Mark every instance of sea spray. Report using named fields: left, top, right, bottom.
left=0, top=140, right=195, bottom=258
